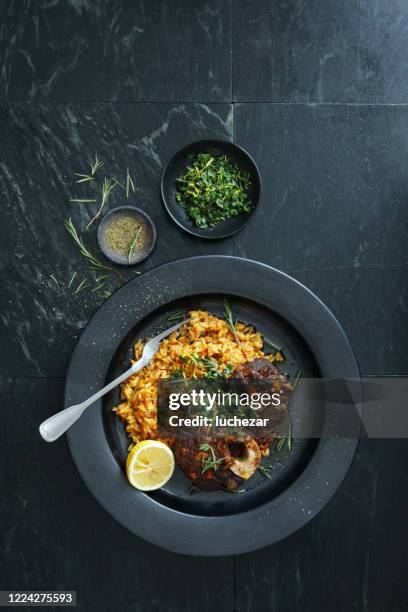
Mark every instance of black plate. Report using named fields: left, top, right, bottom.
left=65, top=256, right=360, bottom=556
left=161, top=140, right=261, bottom=239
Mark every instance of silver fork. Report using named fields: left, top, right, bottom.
left=39, top=319, right=189, bottom=443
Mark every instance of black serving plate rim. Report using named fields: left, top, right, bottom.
left=65, top=256, right=360, bottom=556
left=160, top=139, right=262, bottom=239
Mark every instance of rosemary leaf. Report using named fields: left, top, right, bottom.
left=75, top=279, right=89, bottom=294
left=69, top=198, right=96, bottom=203
left=263, top=336, right=283, bottom=352
left=126, top=168, right=135, bottom=199
left=293, top=369, right=302, bottom=389
left=128, top=226, right=142, bottom=264
left=287, top=422, right=293, bottom=453
left=50, top=275, right=60, bottom=289
left=74, top=173, right=95, bottom=184
left=67, top=271, right=77, bottom=288
left=276, top=435, right=287, bottom=452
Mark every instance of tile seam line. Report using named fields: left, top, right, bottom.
left=0, top=376, right=65, bottom=380
left=3, top=100, right=408, bottom=106
left=230, top=0, right=234, bottom=104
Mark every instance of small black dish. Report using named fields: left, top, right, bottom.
left=161, top=139, right=262, bottom=239
left=97, top=206, right=157, bottom=266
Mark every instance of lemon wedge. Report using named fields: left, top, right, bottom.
left=126, top=440, right=175, bottom=491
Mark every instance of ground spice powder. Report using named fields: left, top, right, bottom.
left=105, top=216, right=147, bottom=258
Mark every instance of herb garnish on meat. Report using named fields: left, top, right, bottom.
left=199, top=443, right=224, bottom=474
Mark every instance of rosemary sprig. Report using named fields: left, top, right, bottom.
left=86, top=177, right=116, bottom=229
left=91, top=156, right=104, bottom=176
left=167, top=311, right=185, bottom=321
left=128, top=225, right=142, bottom=264
left=199, top=443, right=224, bottom=474
left=65, top=218, right=113, bottom=275
left=224, top=299, right=240, bottom=343
left=258, top=464, right=273, bottom=479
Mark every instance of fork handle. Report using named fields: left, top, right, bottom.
left=39, top=358, right=147, bottom=442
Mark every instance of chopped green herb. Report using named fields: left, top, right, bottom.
left=69, top=198, right=97, bottom=203
left=170, top=368, right=184, bottom=380
left=175, top=152, right=252, bottom=228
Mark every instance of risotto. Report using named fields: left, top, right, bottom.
left=113, top=309, right=280, bottom=446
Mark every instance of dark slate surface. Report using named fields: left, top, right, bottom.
left=233, top=0, right=408, bottom=103
left=0, top=102, right=233, bottom=377
left=0, top=0, right=232, bottom=102
left=0, top=379, right=233, bottom=612
left=233, top=103, right=408, bottom=375
left=235, top=438, right=408, bottom=612
left=1, top=1, right=408, bottom=611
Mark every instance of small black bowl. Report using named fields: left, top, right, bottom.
left=97, top=206, right=157, bottom=266
left=161, top=139, right=262, bottom=239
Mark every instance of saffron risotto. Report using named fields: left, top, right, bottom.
left=113, top=309, right=280, bottom=446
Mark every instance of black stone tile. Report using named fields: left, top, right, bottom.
left=287, top=266, right=408, bottom=376
left=235, top=437, right=408, bottom=612
left=0, top=379, right=234, bottom=611
left=0, top=102, right=233, bottom=377
left=0, top=0, right=232, bottom=102
left=234, top=103, right=408, bottom=374
left=233, top=0, right=408, bottom=103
